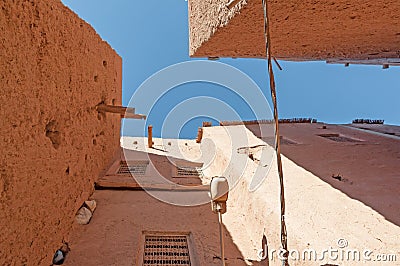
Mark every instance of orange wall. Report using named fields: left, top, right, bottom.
left=0, top=1, right=122, bottom=264
left=189, top=0, right=400, bottom=61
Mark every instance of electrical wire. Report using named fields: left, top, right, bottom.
left=261, top=0, right=289, bottom=265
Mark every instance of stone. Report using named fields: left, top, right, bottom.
left=84, top=200, right=97, bottom=213
left=52, top=249, right=65, bottom=265
left=75, top=207, right=92, bottom=225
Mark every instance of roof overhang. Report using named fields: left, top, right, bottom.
left=188, top=0, right=400, bottom=64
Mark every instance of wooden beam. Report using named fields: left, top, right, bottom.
left=95, top=175, right=209, bottom=191
left=96, top=104, right=146, bottom=120
left=148, top=125, right=153, bottom=148
left=121, top=113, right=147, bottom=119
left=96, top=104, right=135, bottom=115
left=196, top=127, right=203, bottom=143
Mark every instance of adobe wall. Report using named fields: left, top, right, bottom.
left=189, top=0, right=400, bottom=61
left=0, top=1, right=122, bottom=265
left=189, top=0, right=266, bottom=58
left=202, top=125, right=400, bottom=265
left=64, top=190, right=247, bottom=266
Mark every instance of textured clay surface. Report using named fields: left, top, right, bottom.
left=64, top=127, right=399, bottom=265
left=64, top=190, right=248, bottom=266
left=0, top=1, right=122, bottom=265
left=247, top=123, right=400, bottom=225
left=205, top=125, right=399, bottom=265
left=189, top=0, right=400, bottom=60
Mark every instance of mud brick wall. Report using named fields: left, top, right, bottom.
left=0, top=1, right=122, bottom=264
left=189, top=0, right=400, bottom=60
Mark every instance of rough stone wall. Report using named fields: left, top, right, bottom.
left=189, top=0, right=400, bottom=60
left=0, top=1, right=122, bottom=265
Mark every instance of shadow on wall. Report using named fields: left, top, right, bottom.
left=246, top=123, right=400, bottom=226
left=114, top=148, right=205, bottom=186
left=63, top=190, right=271, bottom=265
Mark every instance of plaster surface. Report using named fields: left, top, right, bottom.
left=0, top=1, right=121, bottom=264
left=247, top=123, right=400, bottom=225
left=189, top=0, right=400, bottom=61
left=64, top=190, right=252, bottom=266
left=66, top=126, right=399, bottom=265
left=209, top=125, right=400, bottom=265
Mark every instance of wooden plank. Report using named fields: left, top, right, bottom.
left=96, top=104, right=146, bottom=119
left=96, top=175, right=209, bottom=191
left=196, top=127, right=203, bottom=143
left=96, top=104, right=135, bottom=115
left=121, top=113, right=146, bottom=119
left=148, top=125, right=153, bottom=148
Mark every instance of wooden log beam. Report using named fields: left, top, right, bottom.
left=196, top=127, right=203, bottom=143
left=95, top=175, right=209, bottom=191
left=96, top=103, right=146, bottom=120
left=148, top=125, right=153, bottom=148
left=121, top=113, right=147, bottom=119
left=96, top=103, right=135, bottom=115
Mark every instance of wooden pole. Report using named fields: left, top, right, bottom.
left=196, top=127, right=203, bottom=143
left=121, top=113, right=146, bottom=119
left=96, top=104, right=135, bottom=115
left=148, top=125, right=153, bottom=148
left=96, top=103, right=146, bottom=120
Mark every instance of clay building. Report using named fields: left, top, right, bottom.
left=1, top=0, right=399, bottom=265
left=188, top=0, right=400, bottom=66
left=1, top=1, right=122, bottom=264
left=63, top=123, right=400, bottom=265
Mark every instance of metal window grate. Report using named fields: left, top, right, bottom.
left=176, top=166, right=203, bottom=177
left=318, top=134, right=361, bottom=143
left=117, top=161, right=149, bottom=175
left=143, top=235, right=191, bottom=266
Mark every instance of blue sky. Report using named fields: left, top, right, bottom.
left=62, top=0, right=400, bottom=138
